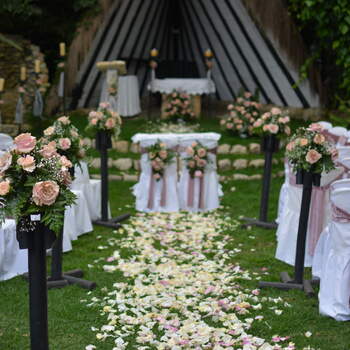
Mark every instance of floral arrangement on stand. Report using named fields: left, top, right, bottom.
left=286, top=123, right=338, bottom=173
left=220, top=91, right=261, bottom=138
left=0, top=133, right=76, bottom=233
left=164, top=90, right=196, bottom=123
left=42, top=116, right=87, bottom=167
left=147, top=141, right=175, bottom=181
left=86, top=102, right=122, bottom=138
left=253, top=107, right=291, bottom=137
left=185, top=141, right=210, bottom=178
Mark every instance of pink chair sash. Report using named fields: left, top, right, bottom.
left=332, top=203, right=350, bottom=223
left=321, top=130, right=340, bottom=144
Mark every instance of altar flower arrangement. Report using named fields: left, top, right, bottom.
left=286, top=124, right=337, bottom=173
left=221, top=91, right=261, bottom=137
left=147, top=141, right=175, bottom=181
left=253, top=107, right=291, bottom=137
left=86, top=102, right=122, bottom=137
left=164, top=90, right=195, bottom=123
left=185, top=141, right=210, bottom=178
left=0, top=133, right=77, bottom=233
left=42, top=115, right=87, bottom=167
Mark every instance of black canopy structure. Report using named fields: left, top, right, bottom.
left=73, top=0, right=320, bottom=109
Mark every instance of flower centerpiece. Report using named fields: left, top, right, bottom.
left=147, top=141, right=175, bottom=181
left=286, top=123, right=337, bottom=174
left=164, top=90, right=195, bottom=123
left=86, top=102, right=122, bottom=138
left=253, top=107, right=291, bottom=137
left=0, top=133, right=76, bottom=233
left=185, top=141, right=210, bottom=178
left=42, top=115, right=87, bottom=168
left=220, top=91, right=261, bottom=138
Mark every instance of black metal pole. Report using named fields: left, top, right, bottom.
left=28, top=227, right=49, bottom=350
left=100, top=145, right=109, bottom=221
left=50, top=229, right=63, bottom=281
left=294, top=171, right=313, bottom=284
left=259, top=149, right=273, bottom=222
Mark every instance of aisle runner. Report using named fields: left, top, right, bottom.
left=84, top=212, right=308, bottom=350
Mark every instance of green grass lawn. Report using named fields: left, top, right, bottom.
left=0, top=114, right=349, bottom=350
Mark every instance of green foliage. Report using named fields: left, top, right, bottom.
left=289, top=0, right=350, bottom=106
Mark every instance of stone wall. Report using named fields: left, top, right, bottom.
left=0, top=34, right=49, bottom=127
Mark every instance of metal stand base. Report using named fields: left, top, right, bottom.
left=259, top=272, right=315, bottom=297
left=93, top=213, right=130, bottom=229
left=241, top=217, right=278, bottom=230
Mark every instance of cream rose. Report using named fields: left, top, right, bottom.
left=0, top=180, right=10, bottom=196
left=197, top=148, right=207, bottom=158
left=299, top=138, right=309, bottom=146
left=105, top=118, right=116, bottom=129
left=58, top=138, right=71, bottom=150
left=0, top=152, right=12, bottom=174
left=44, top=126, right=55, bottom=136
left=306, top=149, right=322, bottom=164
left=57, top=116, right=70, bottom=125
left=271, top=107, right=282, bottom=115
left=60, top=156, right=72, bottom=168
left=186, top=147, right=195, bottom=156
left=40, top=141, right=57, bottom=158
left=313, top=134, right=325, bottom=144
left=286, top=141, right=295, bottom=151
left=17, top=155, right=36, bottom=172
left=159, top=150, right=168, bottom=159
left=14, top=133, right=36, bottom=153
left=32, top=181, right=60, bottom=206
left=268, top=124, right=279, bottom=134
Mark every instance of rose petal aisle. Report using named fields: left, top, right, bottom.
left=83, top=212, right=316, bottom=350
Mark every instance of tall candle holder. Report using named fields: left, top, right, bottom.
left=148, top=48, right=159, bottom=120
left=15, top=71, right=26, bottom=134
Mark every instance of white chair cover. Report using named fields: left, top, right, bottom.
left=0, top=134, right=14, bottom=151
left=276, top=159, right=290, bottom=225
left=71, top=162, right=104, bottom=221
left=117, top=76, right=141, bottom=117
left=319, top=187, right=350, bottom=321
left=133, top=136, right=180, bottom=212
left=337, top=146, right=350, bottom=162
left=275, top=168, right=343, bottom=266
left=0, top=219, right=28, bottom=281
left=318, top=121, right=332, bottom=130
left=178, top=135, right=222, bottom=212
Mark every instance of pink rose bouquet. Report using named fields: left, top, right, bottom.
left=221, top=91, right=261, bottom=137
left=164, top=90, right=196, bottom=123
left=185, top=141, right=210, bottom=178
left=252, top=107, right=291, bottom=137
left=86, top=102, right=122, bottom=138
left=147, top=141, right=175, bottom=181
left=42, top=115, right=87, bottom=167
left=0, top=133, right=76, bottom=233
left=286, top=125, right=336, bottom=173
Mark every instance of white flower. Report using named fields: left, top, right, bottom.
left=85, top=345, right=96, bottom=350
left=305, top=331, right=312, bottom=338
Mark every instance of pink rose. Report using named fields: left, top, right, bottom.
left=105, top=118, right=116, bottom=129
left=32, top=181, right=60, bottom=206
left=285, top=126, right=291, bottom=135
left=188, top=160, right=195, bottom=168
left=40, top=141, right=57, bottom=158
left=253, top=119, right=262, bottom=128
left=89, top=111, right=98, bottom=118
left=60, top=170, right=72, bottom=185
left=227, top=104, right=234, bottom=110
left=58, top=138, right=71, bottom=150
left=271, top=107, right=282, bottom=115
left=70, top=130, right=79, bottom=138
left=268, top=124, right=279, bottom=134
left=308, top=123, right=324, bottom=132
left=153, top=173, right=161, bottom=180
left=99, top=102, right=110, bottom=109
left=305, top=149, right=322, bottom=164
left=14, top=133, right=36, bottom=153
left=57, top=116, right=70, bottom=125
left=220, top=119, right=226, bottom=126
left=60, top=156, right=72, bottom=168
left=236, top=124, right=243, bottom=130
left=159, top=150, right=168, bottom=159
left=299, top=138, right=308, bottom=146
left=262, top=112, right=271, bottom=120
left=194, top=170, right=203, bottom=177
left=244, top=92, right=252, bottom=99
left=90, top=118, right=98, bottom=126
left=191, top=142, right=198, bottom=147
left=198, top=159, right=207, bottom=167
left=230, top=111, right=237, bottom=117
left=0, top=180, right=10, bottom=195
left=286, top=141, right=295, bottom=152
left=197, top=148, right=207, bottom=157
left=226, top=123, right=233, bottom=130
left=17, top=155, right=36, bottom=172
left=0, top=152, right=12, bottom=174
left=186, top=147, right=194, bottom=156
left=44, top=126, right=55, bottom=136
left=313, top=134, right=325, bottom=144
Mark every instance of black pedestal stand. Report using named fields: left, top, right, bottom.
left=243, top=135, right=279, bottom=229
left=47, top=228, right=96, bottom=290
left=258, top=170, right=320, bottom=296
left=17, top=218, right=56, bottom=350
left=93, top=131, right=130, bottom=229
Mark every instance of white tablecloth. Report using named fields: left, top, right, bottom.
left=148, top=78, right=216, bottom=95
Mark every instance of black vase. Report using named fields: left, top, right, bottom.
left=261, top=134, right=279, bottom=153
left=95, top=130, right=112, bottom=151
left=68, top=166, right=75, bottom=179
left=296, top=169, right=304, bottom=185
left=16, top=215, right=56, bottom=250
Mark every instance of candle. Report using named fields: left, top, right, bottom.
left=204, top=49, right=213, bottom=58
left=150, top=48, right=159, bottom=57
left=59, top=42, right=66, bottom=57
left=35, top=60, right=41, bottom=73
left=20, top=66, right=26, bottom=81
left=0, top=78, right=4, bottom=92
